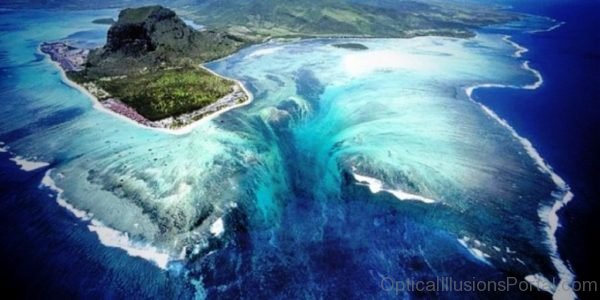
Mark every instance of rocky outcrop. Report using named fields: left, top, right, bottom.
left=42, top=6, right=251, bottom=129
left=85, top=5, right=243, bottom=77
left=104, top=6, right=187, bottom=56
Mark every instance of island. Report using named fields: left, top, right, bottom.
left=92, top=17, right=115, bottom=25
left=39, top=3, right=517, bottom=130
left=332, top=42, right=369, bottom=50
left=42, top=6, right=250, bottom=129
left=5, top=2, right=579, bottom=298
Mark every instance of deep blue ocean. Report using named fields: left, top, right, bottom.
left=474, top=0, right=600, bottom=291
left=0, top=1, right=598, bottom=299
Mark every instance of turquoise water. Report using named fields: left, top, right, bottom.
left=0, top=8, right=571, bottom=298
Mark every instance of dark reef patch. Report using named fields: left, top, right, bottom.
left=332, top=42, right=368, bottom=50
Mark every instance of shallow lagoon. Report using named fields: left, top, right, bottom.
left=0, top=8, right=572, bottom=298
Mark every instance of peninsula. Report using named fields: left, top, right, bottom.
left=40, top=2, right=517, bottom=130
left=42, top=6, right=249, bottom=129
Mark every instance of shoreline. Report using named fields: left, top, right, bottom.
left=31, top=16, right=577, bottom=286
left=502, top=35, right=528, bottom=58
left=464, top=21, right=576, bottom=299
left=39, top=21, right=511, bottom=136
left=40, top=169, right=173, bottom=269
left=39, top=43, right=254, bottom=136
left=1, top=146, right=176, bottom=270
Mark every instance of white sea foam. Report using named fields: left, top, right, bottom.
left=471, top=90, right=576, bottom=300
left=41, top=170, right=91, bottom=220
left=522, top=61, right=544, bottom=90
left=464, top=67, right=541, bottom=97
left=40, top=169, right=172, bottom=270
left=0, top=142, right=8, bottom=153
left=540, top=191, right=577, bottom=300
left=458, top=237, right=492, bottom=265
left=210, top=218, right=225, bottom=237
left=88, top=220, right=170, bottom=270
left=526, top=273, right=557, bottom=294
left=352, top=169, right=436, bottom=204
left=528, top=21, right=566, bottom=34
left=10, top=156, right=50, bottom=171
left=502, top=35, right=528, bottom=58
left=386, top=189, right=436, bottom=204
left=464, top=35, right=576, bottom=300
left=247, top=46, right=283, bottom=58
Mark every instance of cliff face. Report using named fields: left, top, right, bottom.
left=105, top=6, right=191, bottom=56
left=85, top=6, right=243, bottom=76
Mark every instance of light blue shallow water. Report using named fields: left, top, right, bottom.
left=0, top=8, right=569, bottom=298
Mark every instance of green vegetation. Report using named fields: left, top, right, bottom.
left=85, top=6, right=246, bottom=77
left=118, top=6, right=159, bottom=23
left=93, top=68, right=233, bottom=120
left=187, top=0, right=518, bottom=40
left=70, top=6, right=243, bottom=122
left=4, top=1, right=518, bottom=40
left=57, top=2, right=517, bottom=123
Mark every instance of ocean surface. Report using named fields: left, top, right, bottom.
left=0, top=3, right=597, bottom=299
left=474, top=2, right=600, bottom=293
